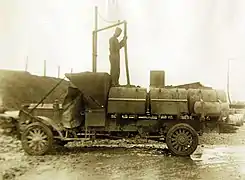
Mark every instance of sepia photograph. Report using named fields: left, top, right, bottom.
left=1, top=0, right=245, bottom=179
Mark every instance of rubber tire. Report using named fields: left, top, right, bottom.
left=166, top=123, right=198, bottom=156
left=21, top=122, right=53, bottom=156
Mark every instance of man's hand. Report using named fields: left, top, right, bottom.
left=119, top=36, right=127, bottom=48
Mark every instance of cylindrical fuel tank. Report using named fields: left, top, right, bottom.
left=188, top=89, right=229, bottom=116
left=194, top=102, right=229, bottom=115
left=107, top=87, right=147, bottom=114
left=216, top=90, right=227, bottom=103
left=187, top=89, right=217, bottom=114
left=149, top=88, right=189, bottom=115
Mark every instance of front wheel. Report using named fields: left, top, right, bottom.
left=21, top=122, right=53, bottom=156
left=166, top=123, right=198, bottom=156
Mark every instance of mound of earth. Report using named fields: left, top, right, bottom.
left=0, top=70, right=70, bottom=110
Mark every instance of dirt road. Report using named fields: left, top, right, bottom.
left=1, top=126, right=245, bottom=180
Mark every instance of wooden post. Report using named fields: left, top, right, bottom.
left=44, top=60, right=46, bottom=76
left=227, top=59, right=232, bottom=104
left=57, top=65, right=60, bottom=78
left=25, top=56, right=28, bottom=72
left=92, top=6, right=98, bottom=72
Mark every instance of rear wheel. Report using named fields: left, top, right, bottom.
left=166, top=123, right=198, bottom=156
left=21, top=122, right=53, bottom=156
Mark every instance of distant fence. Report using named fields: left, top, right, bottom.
left=24, top=57, right=74, bottom=78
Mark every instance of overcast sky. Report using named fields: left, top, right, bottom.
left=1, top=0, right=245, bottom=101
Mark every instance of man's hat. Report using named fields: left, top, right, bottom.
left=115, top=27, right=122, bottom=33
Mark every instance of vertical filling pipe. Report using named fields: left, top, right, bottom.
left=92, top=6, right=98, bottom=72
left=124, top=22, right=130, bottom=85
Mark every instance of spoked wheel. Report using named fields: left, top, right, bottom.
left=21, top=122, right=53, bottom=156
left=166, top=123, right=198, bottom=156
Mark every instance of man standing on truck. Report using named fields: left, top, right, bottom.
left=109, top=27, right=127, bottom=86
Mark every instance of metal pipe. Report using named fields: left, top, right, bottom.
left=92, top=6, right=98, bottom=72
left=124, top=21, right=130, bottom=85
left=91, top=9, right=130, bottom=84
left=94, top=20, right=126, bottom=33
left=92, top=20, right=127, bottom=75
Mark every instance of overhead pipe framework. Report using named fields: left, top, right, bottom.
left=92, top=6, right=130, bottom=85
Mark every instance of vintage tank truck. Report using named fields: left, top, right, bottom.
left=18, top=18, right=229, bottom=157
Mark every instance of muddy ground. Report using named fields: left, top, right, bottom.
left=0, top=125, right=245, bottom=180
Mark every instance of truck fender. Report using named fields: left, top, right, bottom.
left=35, top=116, right=64, bottom=138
